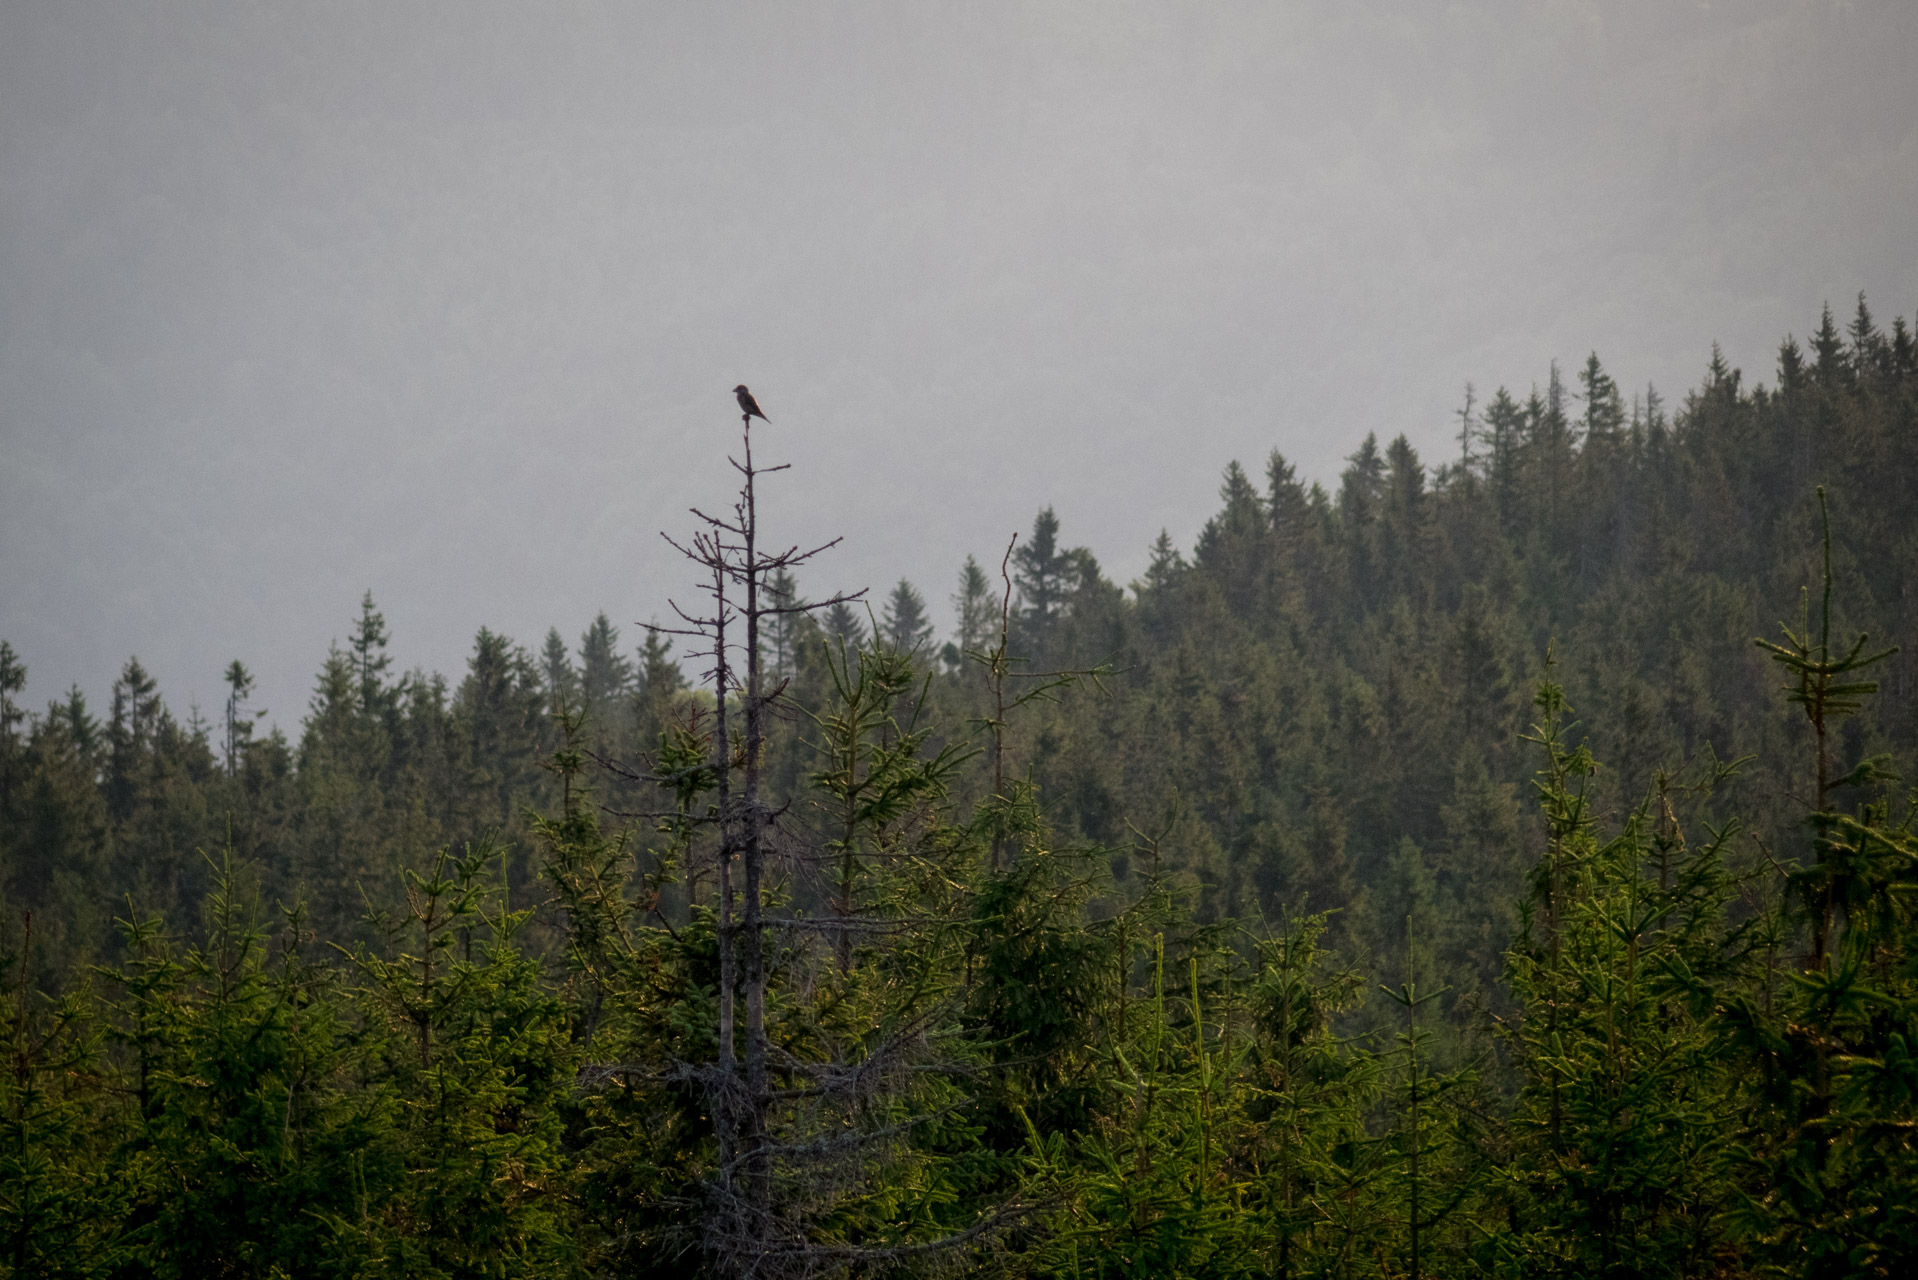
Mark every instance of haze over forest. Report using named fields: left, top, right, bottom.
left=3, top=1, right=1916, bottom=727
left=6, top=5, right=1918, bottom=1277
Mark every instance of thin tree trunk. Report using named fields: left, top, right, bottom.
left=715, top=564, right=735, bottom=1077
left=741, top=416, right=771, bottom=1220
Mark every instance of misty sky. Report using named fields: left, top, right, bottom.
left=3, top=1, right=1914, bottom=731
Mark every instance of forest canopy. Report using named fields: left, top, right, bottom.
left=2, top=296, right=1916, bottom=1277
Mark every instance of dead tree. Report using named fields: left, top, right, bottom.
left=646, top=404, right=1020, bottom=1278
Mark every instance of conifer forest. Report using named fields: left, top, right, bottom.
left=6, top=298, right=1918, bottom=1279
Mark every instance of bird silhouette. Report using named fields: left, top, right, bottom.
left=733, top=384, right=769, bottom=422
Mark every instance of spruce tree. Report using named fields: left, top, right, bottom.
left=541, top=626, right=579, bottom=711
left=348, top=591, right=395, bottom=718
left=1, top=912, right=118, bottom=1277
left=1266, top=449, right=1312, bottom=559
left=1013, top=506, right=1074, bottom=650
left=458, top=628, right=545, bottom=833
left=1481, top=386, right=1526, bottom=536
left=949, top=555, right=996, bottom=667
left=1194, top=461, right=1268, bottom=618
left=1495, top=673, right=1742, bottom=1278
left=1146, top=529, right=1185, bottom=589
left=762, top=568, right=802, bottom=677
left=632, top=623, right=685, bottom=744
left=220, top=659, right=256, bottom=775
left=103, top=659, right=161, bottom=825
left=1340, top=434, right=1386, bottom=614
left=878, top=578, right=933, bottom=653
left=1382, top=435, right=1429, bottom=604
left=578, top=613, right=634, bottom=720
left=822, top=599, right=866, bottom=649
left=343, top=841, right=572, bottom=1271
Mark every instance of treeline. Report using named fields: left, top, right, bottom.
left=0, top=296, right=1914, bottom=1276
left=1001, top=297, right=1918, bottom=1020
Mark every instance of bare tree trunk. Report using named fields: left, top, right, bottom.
left=740, top=415, right=772, bottom=1226
left=653, top=401, right=1024, bottom=1276
left=715, top=563, right=736, bottom=1077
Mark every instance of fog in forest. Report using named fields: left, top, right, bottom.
left=3, top=1, right=1914, bottom=725
left=9, top=6, right=1918, bottom=1275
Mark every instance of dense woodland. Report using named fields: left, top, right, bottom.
left=2, top=296, right=1916, bottom=1277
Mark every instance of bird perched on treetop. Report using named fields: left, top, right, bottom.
left=733, top=385, right=769, bottom=422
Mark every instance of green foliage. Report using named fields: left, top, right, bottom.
left=0, top=297, right=1913, bottom=1274
left=338, top=842, right=574, bottom=1276
left=105, top=865, right=370, bottom=1277
left=2, top=918, right=121, bottom=1278
left=1487, top=675, right=1747, bottom=1278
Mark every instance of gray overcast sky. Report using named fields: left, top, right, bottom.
left=2, top=0, right=1914, bottom=731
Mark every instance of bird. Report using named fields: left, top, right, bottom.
left=733, top=384, right=769, bottom=422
